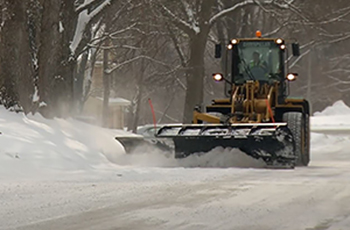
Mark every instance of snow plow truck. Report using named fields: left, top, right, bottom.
left=116, top=32, right=310, bottom=168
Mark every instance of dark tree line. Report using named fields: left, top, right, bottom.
left=0, top=0, right=111, bottom=117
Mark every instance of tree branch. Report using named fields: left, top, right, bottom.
left=209, top=0, right=254, bottom=25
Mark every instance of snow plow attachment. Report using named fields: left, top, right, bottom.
left=115, top=134, right=173, bottom=153
left=115, top=135, right=149, bottom=153
left=155, top=123, right=296, bottom=167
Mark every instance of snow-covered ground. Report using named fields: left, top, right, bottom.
left=1, top=101, right=350, bottom=230
left=312, top=101, right=350, bottom=135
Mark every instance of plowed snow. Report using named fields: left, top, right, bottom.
left=1, top=101, right=350, bottom=230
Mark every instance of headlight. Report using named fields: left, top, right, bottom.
left=286, top=73, right=297, bottom=81
left=231, top=39, right=238, bottom=44
left=276, top=38, right=283, bottom=44
left=213, top=73, right=224, bottom=82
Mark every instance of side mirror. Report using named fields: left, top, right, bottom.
left=215, top=44, right=222, bottom=59
left=292, top=43, right=300, bottom=56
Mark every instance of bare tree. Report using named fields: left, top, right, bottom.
left=0, top=0, right=34, bottom=112
left=36, top=0, right=112, bottom=118
left=148, top=0, right=297, bottom=122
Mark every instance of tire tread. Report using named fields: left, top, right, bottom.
left=283, top=112, right=309, bottom=166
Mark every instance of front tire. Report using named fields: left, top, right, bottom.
left=283, top=112, right=309, bottom=166
left=304, top=114, right=310, bottom=165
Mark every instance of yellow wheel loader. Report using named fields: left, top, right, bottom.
left=117, top=32, right=310, bottom=168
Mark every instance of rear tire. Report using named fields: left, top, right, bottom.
left=283, top=112, right=309, bottom=166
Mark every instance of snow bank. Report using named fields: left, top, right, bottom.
left=312, top=101, right=350, bottom=131
left=0, top=107, right=265, bottom=181
left=0, top=107, right=126, bottom=179
left=5, top=97, right=350, bottom=180
left=314, top=100, right=350, bottom=116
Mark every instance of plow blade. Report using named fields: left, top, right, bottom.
left=156, top=123, right=296, bottom=167
left=115, top=135, right=173, bottom=153
left=115, top=135, right=148, bottom=153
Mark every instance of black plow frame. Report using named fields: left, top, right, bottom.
left=156, top=123, right=296, bottom=166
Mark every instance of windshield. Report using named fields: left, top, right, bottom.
left=234, top=41, right=282, bottom=84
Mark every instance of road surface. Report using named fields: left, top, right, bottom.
left=2, top=133, right=350, bottom=230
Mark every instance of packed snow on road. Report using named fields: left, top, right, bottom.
left=1, top=101, right=350, bottom=230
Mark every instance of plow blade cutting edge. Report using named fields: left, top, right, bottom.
left=115, top=135, right=173, bottom=153
left=155, top=123, right=296, bottom=167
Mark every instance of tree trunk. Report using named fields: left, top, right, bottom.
left=131, top=60, right=146, bottom=133
left=76, top=27, right=93, bottom=111
left=59, top=0, right=77, bottom=117
left=0, top=0, right=33, bottom=112
left=102, top=43, right=110, bottom=128
left=75, top=51, right=88, bottom=112
left=130, top=85, right=142, bottom=133
left=83, top=48, right=98, bottom=103
left=127, top=93, right=137, bottom=132
left=37, top=0, right=76, bottom=118
left=183, top=30, right=209, bottom=123
left=37, top=0, right=62, bottom=118
left=182, top=0, right=214, bottom=123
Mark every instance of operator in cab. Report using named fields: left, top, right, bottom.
left=249, top=51, right=268, bottom=80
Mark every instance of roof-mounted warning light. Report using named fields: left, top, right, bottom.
left=256, top=30, right=262, bottom=38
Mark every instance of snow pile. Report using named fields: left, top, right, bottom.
left=312, top=101, right=350, bottom=132
left=5, top=97, right=350, bottom=179
left=314, top=100, right=350, bottom=116
left=0, top=106, right=266, bottom=180
left=0, top=107, right=126, bottom=179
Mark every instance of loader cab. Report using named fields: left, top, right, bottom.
left=229, top=39, right=285, bottom=85
left=215, top=36, right=300, bottom=101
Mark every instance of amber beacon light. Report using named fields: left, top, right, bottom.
left=256, top=30, right=262, bottom=38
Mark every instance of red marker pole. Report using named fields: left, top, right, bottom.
left=148, top=98, right=157, bottom=131
left=265, top=99, right=276, bottom=127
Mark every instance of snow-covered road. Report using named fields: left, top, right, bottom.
left=2, top=101, right=350, bottom=230
left=2, top=133, right=350, bottom=230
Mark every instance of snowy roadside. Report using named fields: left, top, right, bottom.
left=0, top=105, right=267, bottom=229
left=0, top=106, right=127, bottom=180
left=1, top=101, right=350, bottom=229
left=0, top=100, right=350, bottom=180
left=311, top=101, right=350, bottom=135
left=0, top=104, right=268, bottom=182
